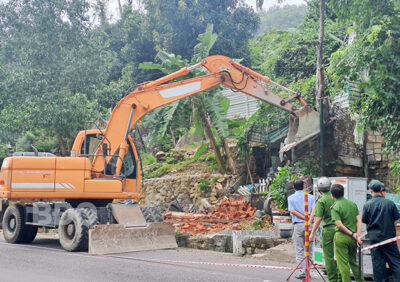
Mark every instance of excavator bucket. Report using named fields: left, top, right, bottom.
left=88, top=204, right=177, bottom=255
left=284, top=106, right=320, bottom=149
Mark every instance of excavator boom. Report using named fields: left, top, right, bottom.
left=89, top=55, right=319, bottom=174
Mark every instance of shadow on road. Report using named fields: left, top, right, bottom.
left=30, top=238, right=63, bottom=250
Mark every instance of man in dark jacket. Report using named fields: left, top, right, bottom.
left=362, top=180, right=400, bottom=282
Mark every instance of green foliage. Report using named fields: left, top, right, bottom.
left=250, top=6, right=346, bottom=106
left=142, top=153, right=157, bottom=166
left=13, top=130, right=58, bottom=154
left=251, top=217, right=265, bottom=230
left=140, top=24, right=229, bottom=172
left=294, top=158, right=321, bottom=178
left=327, top=1, right=400, bottom=152
left=139, top=51, right=191, bottom=151
left=389, top=158, right=400, bottom=193
left=328, top=0, right=395, bottom=29
left=226, top=112, right=258, bottom=161
left=198, top=178, right=211, bottom=194
left=0, top=143, right=9, bottom=160
left=0, top=0, right=114, bottom=154
left=165, top=152, right=178, bottom=164
left=144, top=0, right=260, bottom=64
left=0, top=0, right=259, bottom=160
left=194, top=143, right=208, bottom=161
left=269, top=166, right=294, bottom=211
left=205, top=153, right=217, bottom=165
left=193, top=109, right=204, bottom=138
left=144, top=163, right=170, bottom=179
left=192, top=23, right=218, bottom=61
left=155, top=134, right=174, bottom=152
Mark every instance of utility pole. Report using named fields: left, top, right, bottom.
left=316, top=0, right=326, bottom=175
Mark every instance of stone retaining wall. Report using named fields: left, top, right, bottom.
left=176, top=230, right=287, bottom=255
left=140, top=173, right=237, bottom=212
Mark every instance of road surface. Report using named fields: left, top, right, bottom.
left=0, top=235, right=325, bottom=282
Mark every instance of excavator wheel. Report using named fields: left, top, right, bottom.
left=140, top=207, right=163, bottom=223
left=2, top=204, right=26, bottom=243
left=82, top=208, right=99, bottom=228
left=22, top=225, right=38, bottom=243
left=58, top=208, right=89, bottom=252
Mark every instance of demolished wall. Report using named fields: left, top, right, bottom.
left=332, top=105, right=394, bottom=184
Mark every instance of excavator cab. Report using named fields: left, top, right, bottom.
left=73, top=130, right=136, bottom=176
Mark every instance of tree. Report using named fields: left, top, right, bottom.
left=0, top=0, right=114, bottom=155
left=257, top=4, right=307, bottom=34
left=249, top=1, right=345, bottom=106
left=140, top=24, right=232, bottom=173
left=327, top=0, right=400, bottom=152
left=143, top=0, right=260, bottom=64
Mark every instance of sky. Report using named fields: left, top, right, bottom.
left=246, top=0, right=305, bottom=10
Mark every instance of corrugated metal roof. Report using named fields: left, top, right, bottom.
left=265, top=123, right=289, bottom=143
left=222, top=88, right=259, bottom=119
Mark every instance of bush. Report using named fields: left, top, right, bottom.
left=251, top=218, right=265, bottom=230
left=198, top=178, right=211, bottom=194
left=144, top=163, right=170, bottom=178
left=294, top=158, right=321, bottom=178
left=269, top=166, right=294, bottom=211
left=165, top=152, right=178, bottom=164
left=142, top=153, right=157, bottom=166
left=205, top=153, right=218, bottom=170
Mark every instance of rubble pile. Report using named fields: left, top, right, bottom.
left=164, top=196, right=263, bottom=234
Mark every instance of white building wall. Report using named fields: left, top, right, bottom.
left=222, top=87, right=259, bottom=119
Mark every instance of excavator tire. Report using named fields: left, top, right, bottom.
left=2, top=204, right=26, bottom=243
left=82, top=208, right=99, bottom=229
left=140, top=207, right=163, bottom=223
left=22, top=225, right=38, bottom=243
left=58, top=208, right=89, bottom=252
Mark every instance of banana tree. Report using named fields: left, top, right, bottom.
left=139, top=24, right=232, bottom=173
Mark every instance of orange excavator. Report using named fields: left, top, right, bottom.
left=0, top=55, right=319, bottom=254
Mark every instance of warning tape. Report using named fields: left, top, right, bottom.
left=361, top=235, right=400, bottom=252
left=107, top=254, right=302, bottom=271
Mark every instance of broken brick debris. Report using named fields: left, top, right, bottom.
left=164, top=196, right=264, bottom=235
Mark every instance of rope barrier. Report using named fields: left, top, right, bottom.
left=106, top=255, right=301, bottom=270
left=361, top=235, right=400, bottom=252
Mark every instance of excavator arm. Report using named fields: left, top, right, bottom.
left=91, top=55, right=319, bottom=175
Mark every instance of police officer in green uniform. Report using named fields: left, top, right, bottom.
left=362, top=180, right=400, bottom=282
left=309, top=177, right=341, bottom=282
left=331, top=184, right=364, bottom=282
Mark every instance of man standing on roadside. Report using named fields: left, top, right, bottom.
left=288, top=179, right=315, bottom=280
left=330, top=184, right=364, bottom=282
left=309, top=177, right=341, bottom=282
left=362, top=179, right=400, bottom=282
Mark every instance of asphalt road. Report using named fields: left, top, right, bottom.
left=0, top=235, right=324, bottom=282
